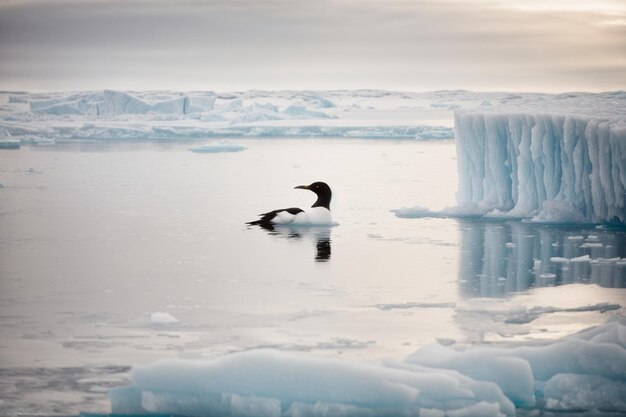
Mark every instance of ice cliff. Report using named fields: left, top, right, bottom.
left=454, top=112, right=626, bottom=224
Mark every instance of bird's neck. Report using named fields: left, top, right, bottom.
left=311, top=194, right=331, bottom=210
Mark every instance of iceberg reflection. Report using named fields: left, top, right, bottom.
left=458, top=220, right=626, bottom=297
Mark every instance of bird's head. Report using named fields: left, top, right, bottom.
left=294, top=182, right=332, bottom=209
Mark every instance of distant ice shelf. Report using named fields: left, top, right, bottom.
left=0, top=89, right=458, bottom=142
left=109, top=319, right=626, bottom=416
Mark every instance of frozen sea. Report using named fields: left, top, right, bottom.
left=0, top=138, right=625, bottom=415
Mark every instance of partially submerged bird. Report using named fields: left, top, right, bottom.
left=247, top=182, right=333, bottom=228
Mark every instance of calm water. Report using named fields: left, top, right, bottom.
left=0, top=139, right=624, bottom=414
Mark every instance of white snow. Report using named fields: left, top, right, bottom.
left=110, top=320, right=626, bottom=416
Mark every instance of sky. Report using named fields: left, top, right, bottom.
left=0, top=0, right=625, bottom=93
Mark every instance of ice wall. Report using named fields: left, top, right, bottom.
left=454, top=112, right=626, bottom=224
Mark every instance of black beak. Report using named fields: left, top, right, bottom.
left=294, top=185, right=309, bottom=190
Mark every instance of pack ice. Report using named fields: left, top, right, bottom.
left=0, top=89, right=457, bottom=141
left=110, top=320, right=626, bottom=416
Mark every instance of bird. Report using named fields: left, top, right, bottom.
left=246, top=182, right=333, bottom=229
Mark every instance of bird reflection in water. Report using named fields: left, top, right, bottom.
left=256, top=223, right=332, bottom=262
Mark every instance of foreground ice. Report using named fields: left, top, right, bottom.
left=110, top=319, right=626, bottom=416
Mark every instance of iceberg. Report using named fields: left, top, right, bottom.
left=454, top=112, right=626, bottom=224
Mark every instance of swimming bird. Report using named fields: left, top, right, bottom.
left=246, top=182, right=333, bottom=228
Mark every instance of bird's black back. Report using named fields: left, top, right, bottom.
left=246, top=207, right=304, bottom=227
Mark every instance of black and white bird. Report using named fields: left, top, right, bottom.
left=246, top=182, right=333, bottom=228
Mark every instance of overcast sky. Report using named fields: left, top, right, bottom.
left=0, top=0, right=624, bottom=92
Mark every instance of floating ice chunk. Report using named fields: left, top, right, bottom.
left=550, top=257, right=570, bottom=263
left=569, top=319, right=626, bottom=348
left=110, top=349, right=515, bottom=416
left=150, top=312, right=179, bottom=324
left=570, top=255, right=591, bottom=262
left=189, top=143, right=247, bottom=153
left=543, top=374, right=626, bottom=412
left=392, top=204, right=489, bottom=219
left=580, top=242, right=603, bottom=248
left=405, top=344, right=535, bottom=407
left=407, top=321, right=626, bottom=409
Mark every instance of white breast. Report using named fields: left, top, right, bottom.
left=272, top=207, right=332, bottom=226
left=292, top=207, right=333, bottom=225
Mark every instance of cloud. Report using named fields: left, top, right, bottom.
left=0, top=0, right=624, bottom=92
